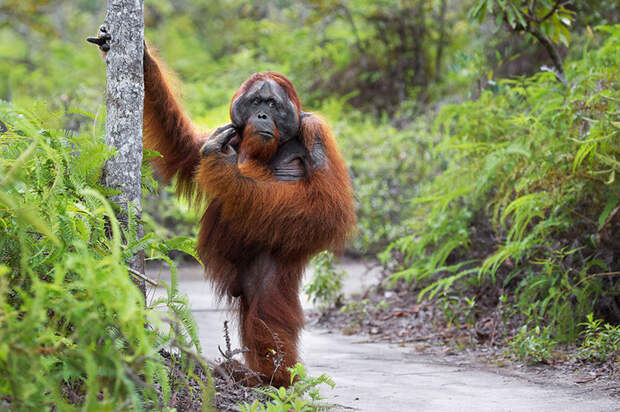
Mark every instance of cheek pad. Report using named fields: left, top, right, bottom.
left=272, top=106, right=297, bottom=138
left=230, top=96, right=249, bottom=127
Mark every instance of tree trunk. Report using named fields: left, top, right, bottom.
left=411, top=0, right=428, bottom=101
left=528, top=25, right=565, bottom=84
left=101, top=0, right=146, bottom=297
left=434, top=0, right=447, bottom=82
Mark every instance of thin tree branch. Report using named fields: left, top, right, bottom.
left=527, top=25, right=565, bottom=82
left=128, top=267, right=159, bottom=287
left=434, top=0, right=447, bottom=82
left=528, top=0, right=568, bottom=24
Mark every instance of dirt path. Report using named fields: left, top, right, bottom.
left=147, top=263, right=618, bottom=412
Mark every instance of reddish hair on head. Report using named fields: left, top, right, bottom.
left=231, top=72, right=301, bottom=114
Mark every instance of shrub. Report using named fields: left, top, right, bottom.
left=0, top=102, right=211, bottom=410
left=510, top=326, right=557, bottom=364
left=239, top=364, right=335, bottom=412
left=386, top=26, right=620, bottom=342
left=578, top=313, right=620, bottom=362
left=305, top=251, right=346, bottom=310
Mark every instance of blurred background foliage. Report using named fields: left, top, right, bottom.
left=0, top=1, right=619, bottom=398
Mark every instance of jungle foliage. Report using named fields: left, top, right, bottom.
left=0, top=103, right=210, bottom=409
left=383, top=25, right=619, bottom=343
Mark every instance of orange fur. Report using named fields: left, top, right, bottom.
left=143, top=48, right=356, bottom=387
left=238, top=124, right=280, bottom=170
left=195, top=116, right=354, bottom=257
left=143, top=48, right=206, bottom=202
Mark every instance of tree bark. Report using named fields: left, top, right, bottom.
left=434, top=0, right=447, bottom=82
left=101, top=0, right=146, bottom=297
left=528, top=25, right=565, bottom=84
left=411, top=0, right=428, bottom=100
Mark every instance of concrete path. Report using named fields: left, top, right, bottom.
left=147, top=263, right=619, bottom=412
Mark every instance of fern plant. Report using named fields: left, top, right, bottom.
left=239, top=364, right=335, bottom=412
left=0, top=101, right=212, bottom=410
left=386, top=26, right=620, bottom=342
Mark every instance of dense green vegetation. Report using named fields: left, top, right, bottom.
left=384, top=26, right=620, bottom=343
left=0, top=103, right=210, bottom=409
left=0, top=0, right=618, bottom=409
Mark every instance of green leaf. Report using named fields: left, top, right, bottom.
left=598, top=195, right=619, bottom=229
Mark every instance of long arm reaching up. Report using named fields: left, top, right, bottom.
left=142, top=47, right=204, bottom=199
